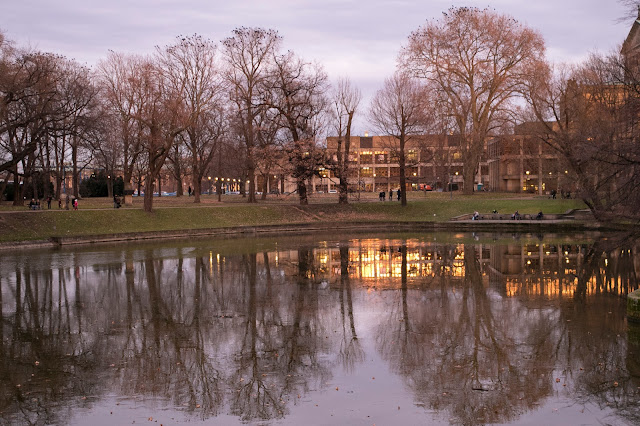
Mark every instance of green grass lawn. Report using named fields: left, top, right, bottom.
left=0, top=192, right=586, bottom=243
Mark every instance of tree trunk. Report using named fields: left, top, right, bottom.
left=143, top=176, right=155, bottom=212
left=194, top=178, right=202, bottom=203
left=462, top=141, right=481, bottom=195
left=261, top=173, right=268, bottom=200
left=399, top=136, right=407, bottom=206
left=0, top=171, right=9, bottom=202
left=72, top=137, right=79, bottom=198
left=12, top=165, right=22, bottom=206
left=297, top=177, right=308, bottom=205
left=176, top=177, right=183, bottom=197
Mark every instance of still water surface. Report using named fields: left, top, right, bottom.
left=1, top=232, right=639, bottom=425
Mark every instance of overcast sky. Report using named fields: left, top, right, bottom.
left=2, top=0, right=634, bottom=134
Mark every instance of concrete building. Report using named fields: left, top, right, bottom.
left=320, top=134, right=489, bottom=193
left=487, top=125, right=570, bottom=195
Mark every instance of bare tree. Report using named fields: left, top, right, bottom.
left=222, top=27, right=281, bottom=203
left=401, top=7, right=546, bottom=194
left=369, top=72, right=431, bottom=206
left=0, top=46, right=64, bottom=205
left=267, top=51, right=328, bottom=205
left=617, top=0, right=640, bottom=21
left=159, top=35, right=226, bottom=203
left=330, top=78, right=361, bottom=204
left=97, top=52, right=146, bottom=205
left=124, top=56, right=185, bottom=212
left=524, top=54, right=640, bottom=222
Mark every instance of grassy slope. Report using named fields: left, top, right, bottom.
left=0, top=194, right=586, bottom=243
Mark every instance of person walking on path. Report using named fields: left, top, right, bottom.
left=379, top=191, right=385, bottom=201
left=73, top=198, right=78, bottom=210
left=397, top=189, right=401, bottom=201
left=188, top=186, right=192, bottom=197
left=46, top=196, right=52, bottom=209
left=389, top=189, right=394, bottom=200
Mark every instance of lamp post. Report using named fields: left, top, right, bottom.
left=208, top=176, right=212, bottom=195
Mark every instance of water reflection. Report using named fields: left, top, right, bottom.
left=1, top=233, right=639, bottom=425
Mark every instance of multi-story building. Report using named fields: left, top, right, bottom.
left=320, top=134, right=489, bottom=193
left=487, top=124, right=571, bottom=195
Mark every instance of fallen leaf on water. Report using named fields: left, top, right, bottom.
left=196, top=404, right=201, bottom=408
left=556, top=378, right=561, bottom=383
left=34, top=361, right=39, bottom=366
left=614, top=382, right=619, bottom=387
left=335, top=387, right=339, bottom=391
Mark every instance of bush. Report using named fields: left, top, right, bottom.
left=80, top=172, right=124, bottom=197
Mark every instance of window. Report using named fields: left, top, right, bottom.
left=360, top=153, right=373, bottom=164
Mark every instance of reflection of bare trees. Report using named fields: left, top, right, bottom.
left=337, top=244, right=364, bottom=371
left=375, top=239, right=640, bottom=425
left=0, top=234, right=639, bottom=424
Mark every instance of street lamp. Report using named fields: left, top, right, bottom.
left=208, top=176, right=212, bottom=195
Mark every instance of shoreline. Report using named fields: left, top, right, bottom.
left=0, top=218, right=614, bottom=252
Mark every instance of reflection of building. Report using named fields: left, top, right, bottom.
left=262, top=238, right=639, bottom=299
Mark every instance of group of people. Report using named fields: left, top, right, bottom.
left=510, top=210, right=544, bottom=220
left=550, top=189, right=571, bottom=199
left=379, top=189, right=402, bottom=201
left=28, top=194, right=78, bottom=210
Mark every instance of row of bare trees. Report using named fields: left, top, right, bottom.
left=1, top=28, right=350, bottom=210
left=400, top=5, right=640, bottom=219
left=3, top=6, right=640, bottom=217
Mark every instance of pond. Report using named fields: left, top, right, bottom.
left=1, top=231, right=639, bottom=425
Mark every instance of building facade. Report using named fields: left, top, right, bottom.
left=320, top=134, right=489, bottom=193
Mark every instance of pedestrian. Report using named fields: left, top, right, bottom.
left=73, top=198, right=78, bottom=210
left=397, top=188, right=401, bottom=201
left=379, top=191, right=385, bottom=201
left=551, top=189, right=556, bottom=199
left=188, top=185, right=192, bottom=196
left=388, top=189, right=393, bottom=200
left=472, top=211, right=479, bottom=220
left=46, top=195, right=52, bottom=209
left=58, top=197, right=62, bottom=209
